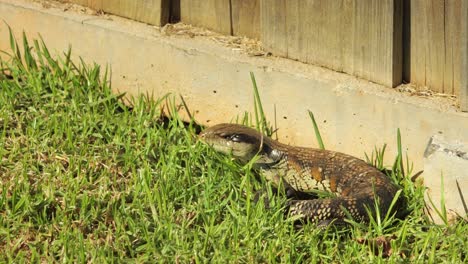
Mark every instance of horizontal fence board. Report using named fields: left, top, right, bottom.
left=67, top=0, right=170, bottom=26
left=405, top=0, right=461, bottom=95
left=179, top=0, right=231, bottom=35
left=261, top=0, right=402, bottom=88
left=231, top=0, right=260, bottom=39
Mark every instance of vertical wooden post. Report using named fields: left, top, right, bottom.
left=461, top=0, right=468, bottom=111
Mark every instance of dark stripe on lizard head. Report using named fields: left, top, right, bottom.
left=199, top=123, right=271, bottom=162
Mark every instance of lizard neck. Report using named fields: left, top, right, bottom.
left=252, top=136, right=286, bottom=168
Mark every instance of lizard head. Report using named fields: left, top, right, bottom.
left=199, top=123, right=266, bottom=162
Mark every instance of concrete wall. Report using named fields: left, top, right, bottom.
left=0, top=0, right=466, bottom=222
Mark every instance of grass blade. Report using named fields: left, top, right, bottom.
left=22, top=31, right=37, bottom=71
left=308, top=110, right=325, bottom=150
left=250, top=72, right=271, bottom=135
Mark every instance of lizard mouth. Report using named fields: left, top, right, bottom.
left=199, top=135, right=258, bottom=162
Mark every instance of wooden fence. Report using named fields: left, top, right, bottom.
left=66, top=0, right=468, bottom=111
left=66, top=0, right=171, bottom=26
left=404, top=0, right=462, bottom=96
left=261, top=1, right=402, bottom=88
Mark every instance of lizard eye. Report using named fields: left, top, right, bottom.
left=222, top=133, right=243, bottom=142
left=230, top=134, right=243, bottom=142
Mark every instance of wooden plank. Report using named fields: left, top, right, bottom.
left=408, top=0, right=426, bottom=86
left=402, top=0, right=409, bottom=82
left=67, top=0, right=102, bottom=10
left=284, top=0, right=303, bottom=61
left=303, top=0, right=331, bottom=67
left=66, top=0, right=90, bottom=7
left=261, top=0, right=402, bottom=87
left=68, top=0, right=103, bottom=10
left=444, top=0, right=460, bottom=95
left=461, top=0, right=468, bottom=111
left=179, top=0, right=231, bottom=35
left=170, top=0, right=180, bottom=23
left=260, top=0, right=287, bottom=57
left=427, top=0, right=446, bottom=93
left=67, top=0, right=170, bottom=26
left=392, top=0, right=404, bottom=87
left=404, top=0, right=462, bottom=95
left=439, top=0, right=460, bottom=95
left=348, top=0, right=402, bottom=87
left=231, top=0, right=260, bottom=39
left=103, top=0, right=170, bottom=26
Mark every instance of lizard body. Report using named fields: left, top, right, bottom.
left=199, top=123, right=401, bottom=224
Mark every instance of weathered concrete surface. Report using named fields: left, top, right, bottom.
left=1, top=0, right=467, bottom=220
left=424, top=135, right=468, bottom=223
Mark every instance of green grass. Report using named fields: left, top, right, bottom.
left=0, top=32, right=467, bottom=263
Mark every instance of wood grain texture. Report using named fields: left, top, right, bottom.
left=179, top=0, right=231, bottom=35
left=170, top=0, right=180, bottom=23
left=231, top=0, right=260, bottom=39
left=461, top=0, right=468, bottom=111
left=260, top=0, right=287, bottom=57
left=67, top=0, right=170, bottom=26
left=406, top=0, right=462, bottom=95
left=261, top=0, right=402, bottom=87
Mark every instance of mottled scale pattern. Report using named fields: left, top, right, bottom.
left=288, top=197, right=364, bottom=223
left=199, top=124, right=402, bottom=224
left=275, top=146, right=400, bottom=222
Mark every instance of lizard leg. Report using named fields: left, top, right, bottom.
left=286, top=197, right=372, bottom=224
left=253, top=185, right=317, bottom=209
